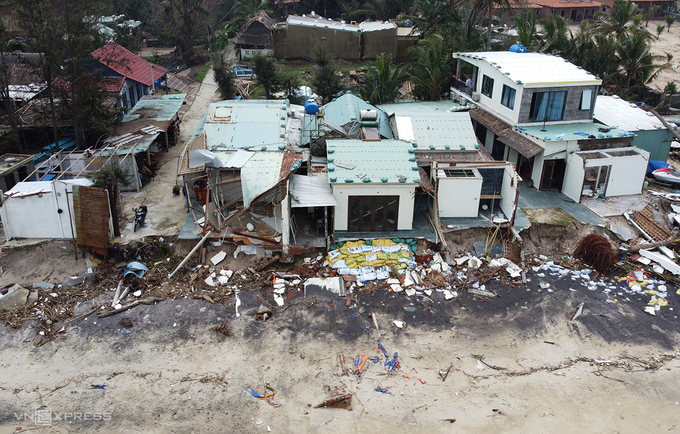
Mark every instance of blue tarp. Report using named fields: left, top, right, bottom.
left=647, top=159, right=670, bottom=175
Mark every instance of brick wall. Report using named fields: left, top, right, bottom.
left=518, top=85, right=598, bottom=124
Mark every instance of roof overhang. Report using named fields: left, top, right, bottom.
left=470, top=109, right=543, bottom=159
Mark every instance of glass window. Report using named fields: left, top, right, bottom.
left=529, top=91, right=567, bottom=122
left=481, top=75, right=494, bottom=98
left=580, top=89, right=592, bottom=110
left=501, top=85, right=516, bottom=109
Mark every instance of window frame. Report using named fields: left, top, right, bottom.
left=529, top=90, right=568, bottom=122
left=501, top=84, right=516, bottom=110
left=580, top=89, right=593, bottom=110
left=481, top=75, right=494, bottom=98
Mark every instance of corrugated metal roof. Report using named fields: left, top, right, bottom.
left=224, top=149, right=255, bottom=168
left=453, top=51, right=602, bottom=86
left=287, top=15, right=361, bottom=33
left=359, top=21, right=397, bottom=32
left=121, top=93, right=186, bottom=123
left=289, top=174, right=337, bottom=207
left=326, top=139, right=420, bottom=185
left=380, top=103, right=479, bottom=150
left=204, top=100, right=288, bottom=151
left=241, top=152, right=285, bottom=207
left=323, top=93, right=393, bottom=139
left=594, top=96, right=665, bottom=132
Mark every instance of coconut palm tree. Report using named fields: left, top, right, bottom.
left=592, top=0, right=643, bottom=40
left=360, top=53, right=404, bottom=104
left=665, top=13, right=675, bottom=31
left=539, top=14, right=572, bottom=54
left=616, top=28, right=665, bottom=89
left=514, top=9, right=540, bottom=50
left=406, top=35, right=452, bottom=100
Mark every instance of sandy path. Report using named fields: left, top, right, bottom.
left=118, top=69, right=221, bottom=241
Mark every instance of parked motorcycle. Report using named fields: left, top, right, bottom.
left=133, top=204, right=148, bottom=232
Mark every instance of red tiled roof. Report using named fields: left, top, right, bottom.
left=533, top=0, right=602, bottom=7
left=102, top=77, right=125, bottom=93
left=91, top=42, right=168, bottom=87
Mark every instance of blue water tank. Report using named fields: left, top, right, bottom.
left=509, top=44, right=528, bottom=53
left=404, top=19, right=413, bottom=26
left=304, top=99, right=319, bottom=115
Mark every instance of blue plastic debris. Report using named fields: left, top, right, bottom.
left=245, top=387, right=280, bottom=407
left=123, top=262, right=148, bottom=279
left=375, top=385, right=391, bottom=394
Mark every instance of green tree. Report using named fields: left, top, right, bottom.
left=406, top=35, right=452, bottom=101
left=616, top=28, right=664, bottom=89
left=642, top=4, right=660, bottom=26
left=539, top=15, right=572, bottom=53
left=360, top=53, right=404, bottom=105
left=230, top=0, right=274, bottom=28
left=656, top=23, right=666, bottom=38
left=311, top=42, right=343, bottom=103
left=593, top=0, right=643, bottom=40
left=90, top=161, right=131, bottom=237
left=252, top=53, right=279, bottom=98
left=165, top=0, right=209, bottom=66
left=213, top=53, right=236, bottom=99
left=514, top=9, right=540, bottom=50
left=665, top=13, right=675, bottom=31
left=664, top=81, right=677, bottom=108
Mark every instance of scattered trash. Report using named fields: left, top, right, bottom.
left=570, top=302, right=585, bottom=322
left=256, top=305, right=272, bottom=321
left=245, top=386, right=280, bottom=407
left=313, top=393, right=352, bottom=411
left=210, top=251, right=227, bottom=265
left=375, top=385, right=391, bottom=394
left=393, top=320, right=405, bottom=329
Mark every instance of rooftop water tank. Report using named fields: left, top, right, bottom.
left=509, top=44, right=528, bottom=53
left=304, top=99, right=319, bottom=115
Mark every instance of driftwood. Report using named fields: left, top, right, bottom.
left=97, top=296, right=163, bottom=318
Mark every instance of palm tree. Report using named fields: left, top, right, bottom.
left=230, top=0, right=274, bottom=28
left=642, top=4, right=660, bottom=27
left=359, top=53, right=404, bottom=104
left=539, top=15, right=572, bottom=54
left=406, top=35, right=452, bottom=101
left=592, top=0, right=642, bottom=40
left=663, top=81, right=677, bottom=109
left=665, top=13, right=675, bottom=31
left=616, top=28, right=665, bottom=89
left=337, top=0, right=371, bottom=21
left=514, top=9, right=540, bottom=50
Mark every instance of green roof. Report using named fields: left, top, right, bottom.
left=326, top=139, right=420, bottom=185
left=322, top=93, right=393, bottom=139
left=204, top=100, right=288, bottom=151
left=517, top=122, right=635, bottom=142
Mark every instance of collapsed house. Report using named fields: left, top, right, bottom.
left=177, top=93, right=521, bottom=253
left=451, top=48, right=649, bottom=203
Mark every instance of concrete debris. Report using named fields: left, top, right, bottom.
left=0, top=284, right=31, bottom=309
left=210, top=251, right=227, bottom=265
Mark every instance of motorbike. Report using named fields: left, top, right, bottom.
left=133, top=204, right=148, bottom=232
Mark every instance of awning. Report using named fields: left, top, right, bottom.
left=497, top=129, right=544, bottom=159
left=289, top=174, right=337, bottom=208
left=470, top=108, right=543, bottom=159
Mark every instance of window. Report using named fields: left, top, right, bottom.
left=348, top=196, right=399, bottom=232
left=481, top=75, right=494, bottom=98
left=580, top=89, right=593, bottom=110
left=529, top=91, right=567, bottom=122
left=501, top=85, right=516, bottom=109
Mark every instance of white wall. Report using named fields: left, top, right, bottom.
left=586, top=151, right=649, bottom=197
left=438, top=176, right=482, bottom=218
left=474, top=64, right=523, bottom=125
left=562, top=152, right=585, bottom=202
left=499, top=164, right=520, bottom=222
left=0, top=181, right=86, bottom=239
left=332, top=184, right=416, bottom=231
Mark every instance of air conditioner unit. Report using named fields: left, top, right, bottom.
left=471, top=92, right=481, bottom=102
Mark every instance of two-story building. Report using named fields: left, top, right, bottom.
left=451, top=48, right=649, bottom=203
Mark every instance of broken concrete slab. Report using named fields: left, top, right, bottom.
left=210, top=251, right=227, bottom=265
left=639, top=249, right=680, bottom=275
left=304, top=277, right=345, bottom=297
left=0, top=284, right=30, bottom=309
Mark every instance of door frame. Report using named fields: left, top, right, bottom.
left=348, top=195, right=399, bottom=232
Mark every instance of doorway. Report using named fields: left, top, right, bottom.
left=539, top=159, right=566, bottom=191
left=517, top=154, right=535, bottom=184
left=348, top=196, right=399, bottom=232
